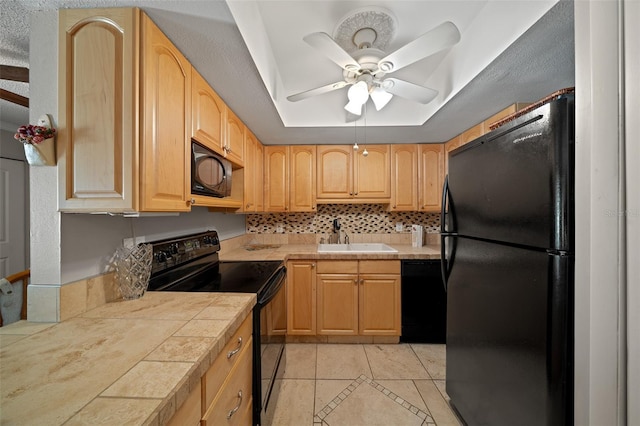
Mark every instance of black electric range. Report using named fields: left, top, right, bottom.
left=146, top=230, right=286, bottom=426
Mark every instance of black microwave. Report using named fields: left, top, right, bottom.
left=191, top=140, right=232, bottom=198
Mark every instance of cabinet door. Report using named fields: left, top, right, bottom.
left=317, top=274, right=359, bottom=335
left=354, top=144, right=390, bottom=199
left=286, top=261, right=316, bottom=335
left=264, top=146, right=289, bottom=212
left=191, top=69, right=225, bottom=155
left=58, top=8, right=139, bottom=212
left=316, top=145, right=352, bottom=199
left=225, top=108, right=245, bottom=166
left=254, top=141, right=264, bottom=212
left=289, top=145, right=316, bottom=212
left=390, top=144, right=418, bottom=211
left=419, top=144, right=444, bottom=212
left=359, top=274, right=401, bottom=335
left=242, top=129, right=257, bottom=212
left=140, top=14, right=191, bottom=211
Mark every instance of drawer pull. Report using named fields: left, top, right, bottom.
left=227, top=390, right=243, bottom=419
left=227, top=337, right=243, bottom=359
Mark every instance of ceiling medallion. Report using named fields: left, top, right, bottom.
left=333, top=7, right=397, bottom=53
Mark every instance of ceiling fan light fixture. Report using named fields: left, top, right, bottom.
left=345, top=80, right=369, bottom=115
left=344, top=100, right=363, bottom=115
left=370, top=87, right=393, bottom=111
left=348, top=80, right=369, bottom=103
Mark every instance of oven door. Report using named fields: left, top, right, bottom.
left=255, top=266, right=287, bottom=425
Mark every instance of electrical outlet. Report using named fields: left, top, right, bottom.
left=123, top=238, right=135, bottom=248
left=395, top=222, right=403, bottom=232
left=276, top=223, right=284, bottom=233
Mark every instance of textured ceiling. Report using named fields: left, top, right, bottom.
left=0, top=0, right=574, bottom=145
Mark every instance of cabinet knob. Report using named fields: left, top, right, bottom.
left=311, top=263, right=315, bottom=269
left=360, top=279, right=364, bottom=285
left=188, top=198, right=196, bottom=206
left=354, top=279, right=358, bottom=285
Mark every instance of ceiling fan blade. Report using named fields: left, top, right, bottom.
left=287, top=81, right=348, bottom=102
left=377, top=21, right=461, bottom=73
left=382, top=78, right=438, bottom=104
left=303, top=32, right=361, bottom=72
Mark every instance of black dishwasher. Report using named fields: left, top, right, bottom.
left=400, top=260, right=447, bottom=343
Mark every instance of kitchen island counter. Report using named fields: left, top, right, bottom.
left=0, top=292, right=255, bottom=425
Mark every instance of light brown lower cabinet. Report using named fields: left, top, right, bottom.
left=167, top=314, right=253, bottom=426
left=316, top=260, right=401, bottom=336
left=286, top=260, right=317, bottom=335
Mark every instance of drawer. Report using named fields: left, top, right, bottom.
left=316, top=260, right=358, bottom=274
left=202, top=336, right=253, bottom=426
left=202, top=314, right=253, bottom=410
left=359, top=260, right=401, bottom=274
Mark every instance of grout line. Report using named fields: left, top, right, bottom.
left=409, top=343, right=436, bottom=381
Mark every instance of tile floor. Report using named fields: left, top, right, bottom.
left=268, top=343, right=462, bottom=426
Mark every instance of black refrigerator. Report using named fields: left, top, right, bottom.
left=441, top=94, right=574, bottom=426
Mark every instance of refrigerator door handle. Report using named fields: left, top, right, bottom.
left=440, top=237, right=448, bottom=292
left=440, top=174, right=449, bottom=234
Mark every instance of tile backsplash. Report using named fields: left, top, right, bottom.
left=246, top=204, right=440, bottom=235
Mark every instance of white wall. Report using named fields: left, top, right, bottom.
left=624, top=1, right=640, bottom=423
left=60, top=208, right=245, bottom=284
left=574, top=0, right=630, bottom=424
left=28, top=11, right=246, bottom=290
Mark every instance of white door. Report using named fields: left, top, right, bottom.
left=0, top=158, right=27, bottom=278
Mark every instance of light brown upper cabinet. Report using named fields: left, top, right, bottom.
left=418, top=144, right=444, bottom=212
left=289, top=145, right=317, bottom=212
left=264, top=146, right=289, bottom=212
left=264, top=145, right=316, bottom=212
left=191, top=68, right=225, bottom=154
left=390, top=144, right=419, bottom=211
left=225, top=108, right=245, bottom=166
left=316, top=144, right=390, bottom=202
left=58, top=8, right=191, bottom=213
left=242, top=128, right=263, bottom=212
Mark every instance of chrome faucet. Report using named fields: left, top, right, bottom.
left=332, top=218, right=341, bottom=244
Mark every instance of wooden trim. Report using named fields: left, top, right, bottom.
left=0, top=65, right=29, bottom=82
left=0, top=89, right=29, bottom=107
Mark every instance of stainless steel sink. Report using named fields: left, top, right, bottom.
left=317, top=243, right=398, bottom=253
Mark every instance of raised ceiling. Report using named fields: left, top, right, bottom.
left=1, top=0, right=574, bottom=145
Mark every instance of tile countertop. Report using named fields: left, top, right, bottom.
left=0, top=292, right=256, bottom=426
left=219, top=243, right=442, bottom=262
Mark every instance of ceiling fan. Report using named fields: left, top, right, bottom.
left=286, top=8, right=461, bottom=116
